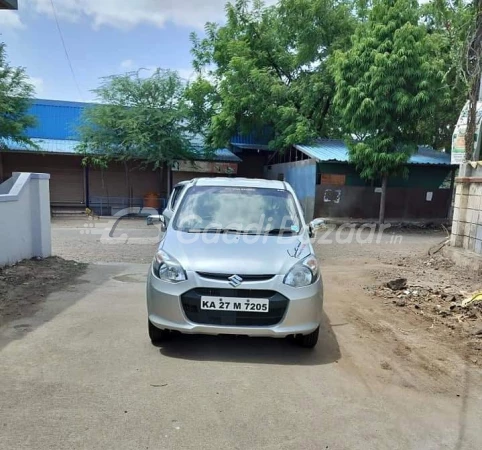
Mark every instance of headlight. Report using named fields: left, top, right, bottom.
left=283, top=254, right=318, bottom=287
left=153, top=250, right=187, bottom=282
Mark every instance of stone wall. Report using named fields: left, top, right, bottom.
left=450, top=163, right=482, bottom=254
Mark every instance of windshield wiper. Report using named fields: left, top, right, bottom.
left=184, top=228, right=220, bottom=233
left=184, top=228, right=257, bottom=234
left=264, top=228, right=296, bottom=235
left=221, top=228, right=257, bottom=235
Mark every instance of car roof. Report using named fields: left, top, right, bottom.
left=191, top=177, right=288, bottom=190
left=174, top=180, right=191, bottom=187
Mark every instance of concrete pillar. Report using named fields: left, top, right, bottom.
left=29, top=173, right=52, bottom=258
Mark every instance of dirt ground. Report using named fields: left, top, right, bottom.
left=52, top=217, right=159, bottom=263
left=311, top=225, right=482, bottom=394
left=0, top=257, right=87, bottom=328
left=48, top=218, right=482, bottom=371
left=367, top=251, right=482, bottom=364
left=2, top=219, right=482, bottom=448
left=4, top=218, right=479, bottom=385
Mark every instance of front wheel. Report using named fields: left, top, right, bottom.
left=148, top=320, right=170, bottom=344
left=295, top=326, right=319, bottom=348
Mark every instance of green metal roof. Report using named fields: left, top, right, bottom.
left=295, top=139, right=453, bottom=166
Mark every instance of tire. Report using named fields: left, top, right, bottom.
left=148, top=320, right=170, bottom=344
left=295, top=326, right=319, bottom=348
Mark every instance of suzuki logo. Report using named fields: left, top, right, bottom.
left=228, top=274, right=243, bottom=288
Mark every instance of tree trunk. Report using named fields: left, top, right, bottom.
left=379, top=175, right=388, bottom=225
left=124, top=161, right=130, bottom=208
left=167, top=164, right=172, bottom=196
left=465, top=0, right=482, bottom=160
left=159, top=162, right=165, bottom=197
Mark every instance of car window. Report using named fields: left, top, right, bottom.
left=169, top=185, right=184, bottom=210
left=173, top=186, right=302, bottom=234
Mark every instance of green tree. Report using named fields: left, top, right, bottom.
left=421, top=0, right=474, bottom=151
left=188, top=0, right=355, bottom=149
left=333, top=0, right=447, bottom=223
left=0, top=42, right=37, bottom=151
left=461, top=0, right=482, bottom=159
left=77, top=69, right=204, bottom=169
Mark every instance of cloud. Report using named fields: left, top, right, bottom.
left=0, top=11, right=24, bottom=29
left=120, top=59, right=135, bottom=70
left=28, top=76, right=44, bottom=96
left=29, top=0, right=249, bottom=30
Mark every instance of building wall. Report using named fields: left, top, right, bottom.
left=0, top=172, right=51, bottom=266
left=315, top=185, right=451, bottom=219
left=89, top=163, right=164, bottom=198
left=237, top=151, right=270, bottom=178
left=3, top=153, right=167, bottom=210
left=3, top=153, right=85, bottom=206
left=318, top=163, right=368, bottom=187
left=450, top=164, right=482, bottom=254
left=317, top=163, right=452, bottom=189
left=87, top=162, right=166, bottom=215
left=264, top=159, right=316, bottom=221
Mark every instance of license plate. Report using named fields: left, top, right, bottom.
left=200, top=296, right=269, bottom=312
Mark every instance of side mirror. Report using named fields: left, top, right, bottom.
left=159, top=215, right=166, bottom=231
left=147, top=214, right=166, bottom=230
left=308, top=218, right=325, bottom=238
left=308, top=225, right=314, bottom=239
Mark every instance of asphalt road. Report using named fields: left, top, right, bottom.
left=1, top=260, right=481, bottom=450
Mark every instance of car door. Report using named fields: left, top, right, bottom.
left=162, top=183, right=185, bottom=226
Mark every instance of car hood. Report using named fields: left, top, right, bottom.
left=160, top=230, right=312, bottom=275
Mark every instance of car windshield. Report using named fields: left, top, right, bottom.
left=173, top=186, right=302, bottom=235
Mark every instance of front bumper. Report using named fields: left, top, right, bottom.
left=146, top=266, right=323, bottom=337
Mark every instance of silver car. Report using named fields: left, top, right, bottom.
left=146, top=181, right=189, bottom=226
left=146, top=177, right=323, bottom=348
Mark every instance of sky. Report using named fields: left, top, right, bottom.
left=0, top=0, right=264, bottom=103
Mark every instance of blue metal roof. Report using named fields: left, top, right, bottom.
left=230, top=142, right=272, bottom=151
left=410, top=145, right=452, bottom=165
left=20, top=100, right=449, bottom=166
left=5, top=138, right=241, bottom=162
left=209, top=148, right=242, bottom=162
left=191, top=145, right=242, bottom=162
left=3, top=138, right=79, bottom=154
left=231, top=129, right=273, bottom=148
left=295, top=139, right=453, bottom=166
left=11, top=100, right=240, bottom=162
left=25, top=99, right=92, bottom=140
left=295, top=139, right=349, bottom=162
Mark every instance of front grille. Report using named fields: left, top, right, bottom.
left=180, top=288, right=289, bottom=326
left=196, top=272, right=275, bottom=282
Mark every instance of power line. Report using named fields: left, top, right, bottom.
left=49, top=0, right=84, bottom=100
